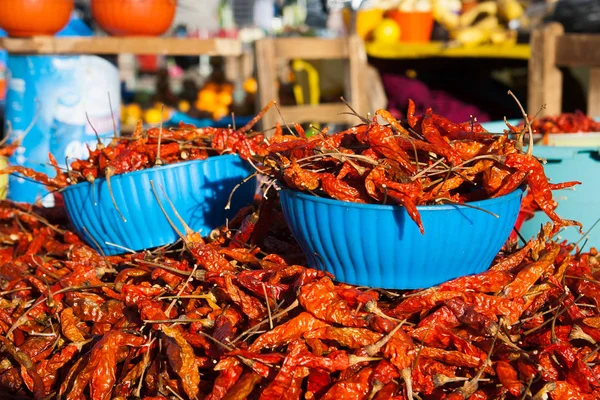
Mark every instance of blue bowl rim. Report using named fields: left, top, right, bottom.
left=279, top=186, right=524, bottom=212
left=61, top=153, right=249, bottom=194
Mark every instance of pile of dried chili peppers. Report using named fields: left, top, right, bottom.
left=520, top=111, right=600, bottom=134
left=0, top=192, right=598, bottom=399
left=0, top=100, right=597, bottom=399
left=258, top=100, right=580, bottom=234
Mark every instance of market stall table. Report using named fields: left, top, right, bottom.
left=366, top=41, right=531, bottom=60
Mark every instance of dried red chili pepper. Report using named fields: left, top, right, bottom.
left=249, top=312, right=329, bottom=352
left=495, top=361, right=523, bottom=396
left=320, top=366, right=374, bottom=400
left=505, top=153, right=581, bottom=231
left=304, top=327, right=382, bottom=349
left=502, top=243, right=560, bottom=299
left=258, top=340, right=310, bottom=400
left=299, top=277, right=368, bottom=328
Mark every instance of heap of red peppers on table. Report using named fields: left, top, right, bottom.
left=0, top=100, right=598, bottom=399
left=519, top=111, right=600, bottom=135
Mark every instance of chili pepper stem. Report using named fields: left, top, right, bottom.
left=16, top=208, right=66, bottom=235
left=131, top=260, right=205, bottom=280
left=348, top=355, right=383, bottom=365
left=410, top=157, right=445, bottom=181
left=365, top=300, right=403, bottom=323
left=225, top=172, right=258, bottom=210
left=105, top=242, right=136, bottom=254
left=368, top=380, right=385, bottom=400
left=108, top=92, right=119, bottom=143
left=261, top=282, right=274, bottom=330
left=375, top=109, right=412, bottom=140
left=166, top=384, right=185, bottom=400
left=412, top=323, right=434, bottom=370
left=455, top=332, right=499, bottom=398
left=531, top=382, right=557, bottom=400
left=524, top=294, right=584, bottom=336
left=104, top=166, right=127, bottom=222
left=340, top=97, right=370, bottom=125
left=84, top=174, right=98, bottom=206
left=142, top=318, right=214, bottom=328
left=82, top=227, right=113, bottom=265
left=434, top=198, right=500, bottom=218
left=583, top=342, right=600, bottom=363
left=233, top=299, right=300, bottom=344
left=519, top=376, right=535, bottom=400
left=165, top=264, right=198, bottom=318
left=150, top=180, right=188, bottom=243
left=85, top=112, right=105, bottom=151
left=433, top=375, right=492, bottom=387
left=364, top=318, right=406, bottom=357
left=400, top=368, right=414, bottom=400
left=134, top=333, right=154, bottom=398
left=507, top=91, right=535, bottom=156
left=158, top=182, right=198, bottom=239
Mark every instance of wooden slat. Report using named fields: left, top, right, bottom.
left=279, top=104, right=357, bottom=125
left=588, top=69, right=600, bottom=117
left=254, top=36, right=368, bottom=133
left=528, top=23, right=563, bottom=116
left=347, top=36, right=369, bottom=117
left=555, top=35, right=600, bottom=68
left=255, top=38, right=280, bottom=132
left=0, top=37, right=243, bottom=56
left=366, top=65, right=388, bottom=112
left=273, top=38, right=349, bottom=60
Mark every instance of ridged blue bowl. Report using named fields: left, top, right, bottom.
left=279, top=188, right=523, bottom=289
left=62, top=155, right=256, bottom=255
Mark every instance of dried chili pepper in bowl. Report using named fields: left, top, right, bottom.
left=1, top=104, right=277, bottom=254
left=259, top=99, right=578, bottom=289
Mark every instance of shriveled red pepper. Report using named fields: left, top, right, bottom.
left=299, top=277, right=368, bottom=328
left=495, top=361, right=523, bottom=396
left=502, top=243, right=560, bottom=299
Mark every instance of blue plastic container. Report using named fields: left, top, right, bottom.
left=5, top=16, right=120, bottom=205
left=480, top=120, right=600, bottom=247
left=518, top=146, right=600, bottom=246
left=480, top=119, right=519, bottom=133
left=279, top=188, right=523, bottom=289
left=61, top=155, right=256, bottom=255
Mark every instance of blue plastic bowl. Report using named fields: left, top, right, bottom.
left=279, top=188, right=523, bottom=289
left=61, top=155, right=256, bottom=255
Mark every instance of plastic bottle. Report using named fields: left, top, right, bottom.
left=49, top=92, right=86, bottom=168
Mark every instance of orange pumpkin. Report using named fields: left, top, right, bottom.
left=0, top=0, right=73, bottom=37
left=92, top=0, right=177, bottom=36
